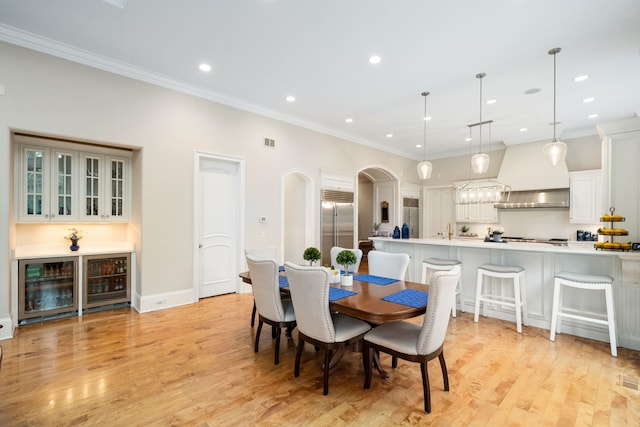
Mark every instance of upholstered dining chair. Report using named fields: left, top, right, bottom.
left=284, top=262, right=371, bottom=395
left=330, top=246, right=363, bottom=274
left=367, top=250, right=411, bottom=281
left=245, top=247, right=277, bottom=327
left=363, top=269, right=461, bottom=413
left=246, top=255, right=296, bottom=365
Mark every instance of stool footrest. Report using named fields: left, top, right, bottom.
left=554, top=311, right=609, bottom=326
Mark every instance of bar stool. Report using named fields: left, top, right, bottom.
left=550, top=272, right=617, bottom=357
left=474, top=264, right=528, bottom=333
left=421, top=258, right=462, bottom=317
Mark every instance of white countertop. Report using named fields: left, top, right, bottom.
left=13, top=241, right=135, bottom=259
left=370, top=237, right=640, bottom=258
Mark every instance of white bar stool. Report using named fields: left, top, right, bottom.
left=474, top=264, right=528, bottom=333
left=421, top=258, right=462, bottom=317
left=550, top=272, right=617, bottom=357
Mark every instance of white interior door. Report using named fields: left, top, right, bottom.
left=197, top=155, right=240, bottom=298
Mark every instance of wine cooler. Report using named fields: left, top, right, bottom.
left=19, top=257, right=78, bottom=321
left=83, top=253, right=131, bottom=309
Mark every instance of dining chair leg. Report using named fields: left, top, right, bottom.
left=294, top=337, right=304, bottom=377
left=274, top=327, right=282, bottom=365
left=363, top=342, right=372, bottom=389
left=420, top=361, right=431, bottom=414
left=438, top=352, right=449, bottom=391
left=392, top=356, right=398, bottom=369
left=271, top=325, right=276, bottom=339
left=251, top=301, right=257, bottom=327
left=323, top=347, right=331, bottom=395
left=254, top=320, right=264, bottom=353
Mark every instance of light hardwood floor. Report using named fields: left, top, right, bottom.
left=0, top=293, right=638, bottom=426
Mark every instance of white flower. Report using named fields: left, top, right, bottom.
left=64, top=228, right=83, bottom=241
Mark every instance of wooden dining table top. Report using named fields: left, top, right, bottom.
left=238, top=270, right=428, bottom=324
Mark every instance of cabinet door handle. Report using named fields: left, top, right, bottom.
left=44, top=214, right=49, bottom=218
left=198, top=244, right=203, bottom=249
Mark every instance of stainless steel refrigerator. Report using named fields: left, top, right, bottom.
left=403, top=197, right=420, bottom=238
left=321, top=190, right=354, bottom=266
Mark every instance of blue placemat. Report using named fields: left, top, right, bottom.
left=329, top=287, right=357, bottom=301
left=279, top=265, right=285, bottom=272
left=353, top=274, right=398, bottom=285
left=278, top=276, right=289, bottom=288
left=381, top=289, right=428, bottom=308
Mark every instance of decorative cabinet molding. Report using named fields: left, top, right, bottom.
left=569, top=169, right=602, bottom=224
left=14, top=135, right=132, bottom=223
left=455, top=202, right=498, bottom=223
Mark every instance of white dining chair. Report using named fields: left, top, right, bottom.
left=284, top=262, right=371, bottom=395
left=363, top=269, right=460, bottom=413
left=367, top=251, right=410, bottom=280
left=246, top=255, right=296, bottom=365
left=245, top=247, right=278, bottom=327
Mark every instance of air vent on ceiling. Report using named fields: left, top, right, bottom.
left=264, top=138, right=275, bottom=148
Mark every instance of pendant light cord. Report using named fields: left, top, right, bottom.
left=476, top=73, right=485, bottom=154
left=422, top=91, right=429, bottom=161
left=549, top=48, right=561, bottom=141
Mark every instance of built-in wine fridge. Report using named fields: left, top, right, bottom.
left=19, top=257, right=78, bottom=322
left=83, top=253, right=131, bottom=309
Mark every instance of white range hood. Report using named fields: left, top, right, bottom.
left=497, top=141, right=569, bottom=191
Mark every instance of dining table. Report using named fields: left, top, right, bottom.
left=239, top=269, right=430, bottom=377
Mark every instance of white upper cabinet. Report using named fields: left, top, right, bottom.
left=79, top=154, right=129, bottom=222
left=569, top=170, right=602, bottom=224
left=18, top=145, right=78, bottom=222
left=15, top=136, right=131, bottom=223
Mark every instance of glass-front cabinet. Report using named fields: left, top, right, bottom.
left=80, top=154, right=129, bottom=222
left=83, top=253, right=131, bottom=309
left=18, top=257, right=78, bottom=322
left=14, top=134, right=131, bottom=223
left=18, top=145, right=77, bottom=222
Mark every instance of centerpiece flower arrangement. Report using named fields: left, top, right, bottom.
left=64, top=227, right=83, bottom=251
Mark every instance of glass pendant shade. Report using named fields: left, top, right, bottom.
left=417, top=160, right=432, bottom=180
left=471, top=152, right=490, bottom=174
left=543, top=139, right=567, bottom=166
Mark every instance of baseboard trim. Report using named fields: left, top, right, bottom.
left=138, top=289, right=196, bottom=313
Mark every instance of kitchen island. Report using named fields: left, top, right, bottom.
left=370, top=237, right=640, bottom=351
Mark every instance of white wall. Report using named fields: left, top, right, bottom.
left=0, top=41, right=421, bottom=327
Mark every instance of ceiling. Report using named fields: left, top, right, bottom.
left=1, top=0, right=639, bottom=161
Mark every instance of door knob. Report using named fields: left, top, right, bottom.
left=198, top=244, right=203, bottom=248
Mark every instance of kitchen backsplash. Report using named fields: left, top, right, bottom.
left=458, top=209, right=600, bottom=241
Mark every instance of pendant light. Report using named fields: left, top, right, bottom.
left=416, top=91, right=433, bottom=180
left=471, top=73, right=490, bottom=174
left=543, top=47, right=567, bottom=166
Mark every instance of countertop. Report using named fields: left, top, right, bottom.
left=369, top=237, right=640, bottom=258
left=12, top=242, right=136, bottom=259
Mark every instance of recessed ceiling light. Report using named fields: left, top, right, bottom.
left=486, top=99, right=496, bottom=105
left=524, top=88, right=541, bottom=95
left=583, top=97, right=595, bottom=103
left=423, top=116, right=432, bottom=121
left=345, top=118, right=353, bottom=123
left=520, top=128, right=528, bottom=132
left=574, top=75, right=589, bottom=82
left=416, top=144, right=422, bottom=148
left=199, top=63, right=212, bottom=72
left=386, top=133, right=393, bottom=138
left=588, top=113, right=599, bottom=119
left=369, top=55, right=382, bottom=64
left=285, top=95, right=296, bottom=102
left=465, top=137, right=472, bottom=142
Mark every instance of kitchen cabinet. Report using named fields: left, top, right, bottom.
left=456, top=202, right=498, bottom=223
left=569, top=169, right=602, bottom=224
left=17, top=145, right=78, bottom=222
left=80, top=153, right=129, bottom=222
left=424, top=187, right=454, bottom=238
left=15, top=136, right=131, bottom=223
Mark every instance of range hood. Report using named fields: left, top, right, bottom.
left=494, top=141, right=570, bottom=209
left=494, top=188, right=569, bottom=209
